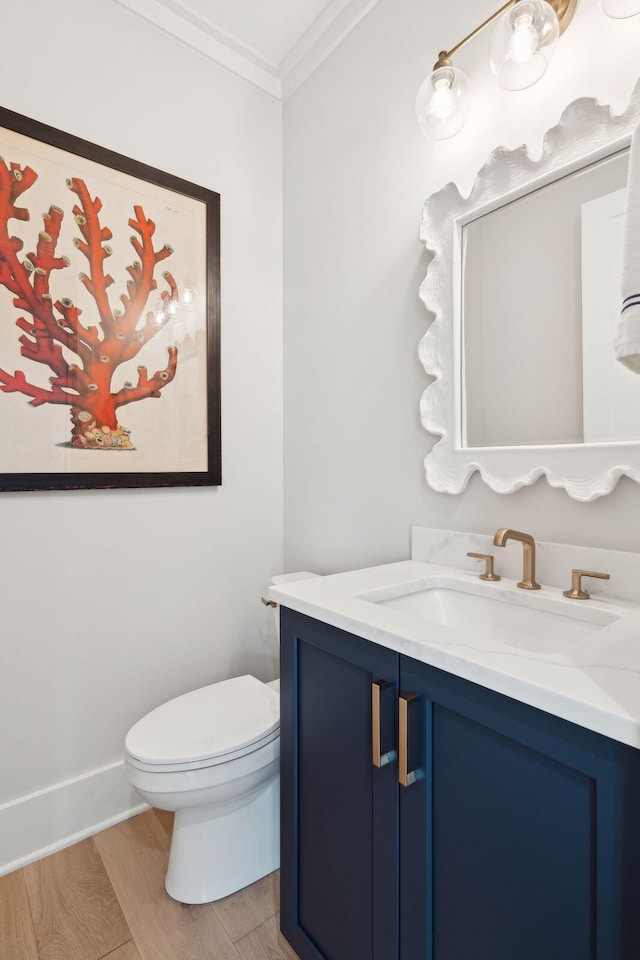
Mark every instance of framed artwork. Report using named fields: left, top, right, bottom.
left=0, top=106, right=221, bottom=491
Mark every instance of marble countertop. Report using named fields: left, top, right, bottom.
left=270, top=559, right=640, bottom=749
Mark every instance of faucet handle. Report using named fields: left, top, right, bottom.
left=563, top=569, right=610, bottom=601
left=467, top=552, right=501, bottom=582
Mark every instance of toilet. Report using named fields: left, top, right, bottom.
left=124, top=572, right=317, bottom=905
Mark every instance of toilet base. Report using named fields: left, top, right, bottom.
left=165, top=777, right=280, bottom=904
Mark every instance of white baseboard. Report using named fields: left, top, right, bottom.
left=0, top=761, right=148, bottom=877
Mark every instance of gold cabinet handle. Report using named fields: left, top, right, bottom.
left=563, top=569, right=610, bottom=601
left=399, top=694, right=417, bottom=787
left=261, top=597, right=277, bottom=608
left=371, top=681, right=396, bottom=768
left=467, top=552, right=501, bottom=582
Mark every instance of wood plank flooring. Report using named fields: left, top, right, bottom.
left=24, top=838, right=131, bottom=960
left=0, top=810, right=300, bottom=960
left=0, top=870, right=39, bottom=960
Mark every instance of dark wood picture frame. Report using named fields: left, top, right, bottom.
left=0, top=106, right=221, bottom=491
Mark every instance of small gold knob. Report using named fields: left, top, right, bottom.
left=467, top=552, right=501, bottom=582
left=563, top=570, right=610, bottom=601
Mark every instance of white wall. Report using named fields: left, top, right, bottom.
left=283, top=0, right=640, bottom=574
left=0, top=0, right=283, bottom=871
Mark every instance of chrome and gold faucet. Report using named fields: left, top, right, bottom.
left=493, top=529, right=541, bottom=591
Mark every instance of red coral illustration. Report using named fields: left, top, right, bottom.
left=0, top=160, right=178, bottom=449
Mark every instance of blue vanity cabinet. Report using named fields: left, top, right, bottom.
left=399, top=657, right=640, bottom=960
left=280, top=607, right=400, bottom=960
left=280, top=608, right=640, bottom=960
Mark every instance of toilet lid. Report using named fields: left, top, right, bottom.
left=125, top=675, right=279, bottom=766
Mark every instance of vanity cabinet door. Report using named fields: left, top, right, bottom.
left=280, top=608, right=400, bottom=960
left=399, top=657, right=640, bottom=960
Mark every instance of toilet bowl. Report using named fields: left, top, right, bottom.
left=126, top=674, right=280, bottom=904
left=124, top=572, right=317, bottom=905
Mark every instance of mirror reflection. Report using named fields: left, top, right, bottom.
left=462, top=148, right=633, bottom=447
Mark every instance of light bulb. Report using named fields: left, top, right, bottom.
left=431, top=77, right=456, bottom=119
left=490, top=1, right=559, bottom=91
left=416, top=65, right=470, bottom=140
left=510, top=14, right=538, bottom=62
left=602, top=0, right=640, bottom=17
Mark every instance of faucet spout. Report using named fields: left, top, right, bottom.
left=493, top=528, right=541, bottom=591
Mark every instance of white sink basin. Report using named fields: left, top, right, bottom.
left=359, top=577, right=619, bottom=655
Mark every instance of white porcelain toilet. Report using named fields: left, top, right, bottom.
left=124, top=572, right=317, bottom=905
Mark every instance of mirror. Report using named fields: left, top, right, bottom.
left=463, top=149, right=631, bottom=447
left=419, top=83, right=640, bottom=501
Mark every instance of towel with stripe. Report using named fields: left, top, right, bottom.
left=615, top=120, right=640, bottom=373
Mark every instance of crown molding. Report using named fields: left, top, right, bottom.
left=282, top=0, right=382, bottom=99
left=110, top=0, right=282, bottom=97
left=109, top=0, right=382, bottom=101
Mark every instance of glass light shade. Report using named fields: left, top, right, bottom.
left=490, top=0, right=560, bottom=91
left=416, top=66, right=470, bottom=140
left=602, top=0, right=640, bottom=17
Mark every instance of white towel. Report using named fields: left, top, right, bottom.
left=615, top=121, right=640, bottom=373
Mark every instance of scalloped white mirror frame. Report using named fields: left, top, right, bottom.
left=419, top=83, right=640, bottom=502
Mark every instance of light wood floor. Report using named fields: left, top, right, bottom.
left=0, top=809, right=300, bottom=960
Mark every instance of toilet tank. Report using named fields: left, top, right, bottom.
left=269, top=572, right=319, bottom=643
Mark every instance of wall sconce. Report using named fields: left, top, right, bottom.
left=416, top=0, right=638, bottom=140
left=602, top=0, right=640, bottom=17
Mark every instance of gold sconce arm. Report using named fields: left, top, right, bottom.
left=434, top=0, right=518, bottom=69
left=433, top=0, right=578, bottom=70
left=417, top=0, right=582, bottom=139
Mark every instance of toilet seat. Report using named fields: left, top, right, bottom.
left=125, top=675, right=279, bottom=773
left=126, top=728, right=280, bottom=773
left=125, top=734, right=280, bottom=797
